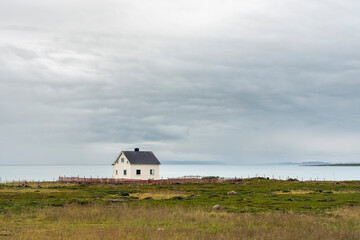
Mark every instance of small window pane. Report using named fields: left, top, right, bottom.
left=150, top=169, right=154, bottom=175
left=123, top=170, right=127, bottom=175
left=136, top=169, right=141, bottom=175
left=121, top=158, right=124, bottom=163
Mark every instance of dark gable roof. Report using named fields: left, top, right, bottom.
left=122, top=151, right=161, bottom=165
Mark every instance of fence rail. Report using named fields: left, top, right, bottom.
left=58, top=176, right=242, bottom=184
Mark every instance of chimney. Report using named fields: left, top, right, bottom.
left=134, top=148, right=139, bottom=152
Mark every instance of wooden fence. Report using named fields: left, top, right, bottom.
left=58, top=176, right=242, bottom=184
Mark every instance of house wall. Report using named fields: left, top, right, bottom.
left=112, top=153, right=131, bottom=179
left=112, top=152, right=160, bottom=180
left=128, top=164, right=160, bottom=180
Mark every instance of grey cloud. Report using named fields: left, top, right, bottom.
left=1, top=0, right=360, bottom=164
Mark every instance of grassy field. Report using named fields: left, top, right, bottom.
left=1, top=179, right=360, bottom=239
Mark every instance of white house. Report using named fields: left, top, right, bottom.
left=112, top=148, right=160, bottom=180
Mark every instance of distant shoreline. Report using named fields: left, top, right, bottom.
left=303, top=164, right=360, bottom=167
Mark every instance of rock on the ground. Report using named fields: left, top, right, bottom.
left=212, top=205, right=222, bottom=210
left=227, top=191, right=238, bottom=195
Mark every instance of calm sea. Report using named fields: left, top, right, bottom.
left=0, top=164, right=359, bottom=182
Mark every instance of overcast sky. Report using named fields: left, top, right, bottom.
left=1, top=0, right=360, bottom=165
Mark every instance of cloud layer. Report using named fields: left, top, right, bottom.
left=1, top=0, right=360, bottom=164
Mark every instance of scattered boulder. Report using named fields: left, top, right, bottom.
left=251, top=177, right=266, bottom=180
left=287, top=178, right=298, bottom=182
left=102, top=199, right=126, bottom=202
left=17, top=182, right=30, bottom=188
left=227, top=191, right=238, bottom=195
left=212, top=205, right=222, bottom=210
left=318, top=198, right=335, bottom=202
left=157, top=228, right=165, bottom=231
left=170, top=196, right=183, bottom=200
left=52, top=204, right=64, bottom=207
left=301, top=206, right=312, bottom=209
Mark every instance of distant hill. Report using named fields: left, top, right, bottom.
left=301, top=161, right=360, bottom=166
left=277, top=162, right=301, bottom=165
left=300, top=161, right=332, bottom=166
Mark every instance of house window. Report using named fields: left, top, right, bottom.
left=136, top=169, right=141, bottom=175
left=150, top=169, right=155, bottom=175
left=123, top=170, right=127, bottom=175
left=116, top=170, right=118, bottom=175
left=127, top=161, right=129, bottom=164
left=121, top=158, right=124, bottom=163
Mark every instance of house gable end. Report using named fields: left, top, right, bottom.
left=112, top=152, right=125, bottom=165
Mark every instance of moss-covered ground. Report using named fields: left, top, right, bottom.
left=1, top=179, right=359, bottom=213
left=1, top=179, right=360, bottom=239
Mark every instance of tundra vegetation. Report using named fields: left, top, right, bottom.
left=0, top=179, right=359, bottom=239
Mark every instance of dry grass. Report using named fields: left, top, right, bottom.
left=0, top=188, right=65, bottom=193
left=333, top=190, right=360, bottom=194
left=1, top=205, right=359, bottom=240
left=130, top=192, right=189, bottom=200
left=2, top=182, right=77, bottom=188
left=272, top=190, right=315, bottom=194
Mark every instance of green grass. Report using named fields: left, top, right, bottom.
left=1, top=203, right=360, bottom=239
left=1, top=179, right=360, bottom=213
left=1, top=179, right=360, bottom=239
